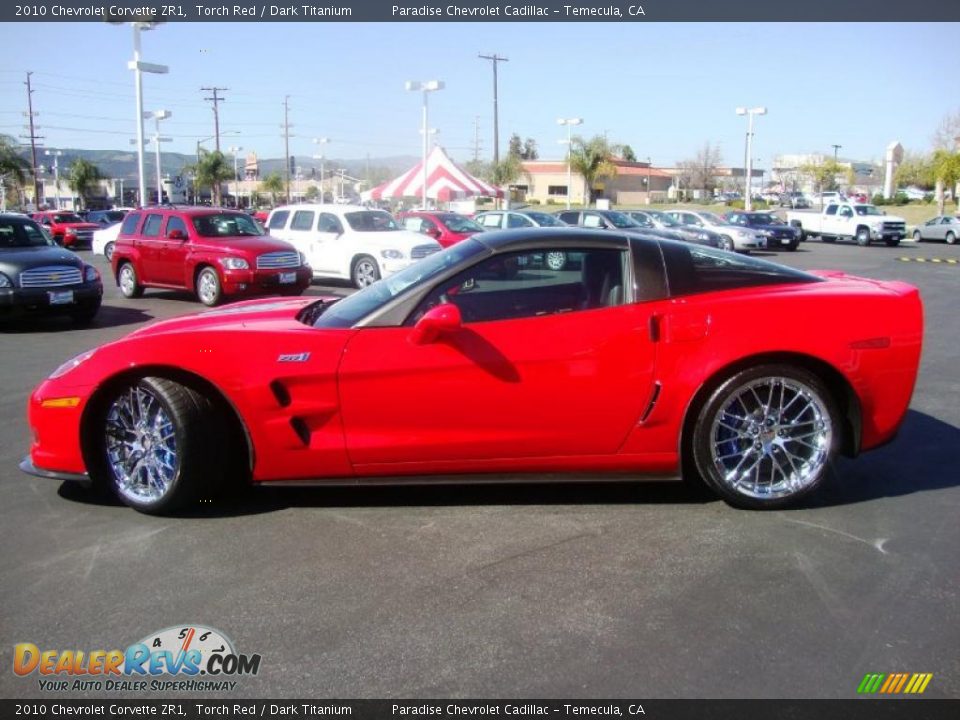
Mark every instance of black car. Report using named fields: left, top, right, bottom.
left=625, top=210, right=724, bottom=248
left=725, top=211, right=802, bottom=251
left=0, top=214, right=103, bottom=323
left=85, top=209, right=129, bottom=227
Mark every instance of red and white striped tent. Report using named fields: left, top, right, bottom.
left=361, top=146, right=504, bottom=202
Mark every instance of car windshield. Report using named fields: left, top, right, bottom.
left=0, top=220, right=54, bottom=248
left=525, top=212, right=566, bottom=227
left=344, top=211, right=400, bottom=232
left=103, top=211, right=126, bottom=222
left=700, top=212, right=726, bottom=225
left=648, top=211, right=680, bottom=226
left=53, top=213, right=84, bottom=224
left=604, top=211, right=639, bottom=229
left=312, top=238, right=489, bottom=328
left=437, top=214, right=483, bottom=233
left=191, top=213, right=264, bottom=237
left=854, top=205, right=883, bottom=216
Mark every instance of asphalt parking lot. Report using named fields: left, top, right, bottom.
left=1, top=237, right=958, bottom=700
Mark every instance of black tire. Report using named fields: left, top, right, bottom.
left=195, top=266, right=223, bottom=307
left=70, top=298, right=101, bottom=325
left=946, top=231, right=957, bottom=245
left=117, top=262, right=143, bottom=298
left=351, top=255, right=381, bottom=288
left=88, top=377, right=226, bottom=515
left=104, top=241, right=115, bottom=262
left=884, top=237, right=900, bottom=247
left=855, top=227, right=871, bottom=246
left=689, top=364, right=839, bottom=510
left=785, top=241, right=799, bottom=251
left=821, top=235, right=836, bottom=243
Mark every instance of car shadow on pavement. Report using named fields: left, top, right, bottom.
left=808, top=409, right=960, bottom=508
left=0, top=304, right=153, bottom=333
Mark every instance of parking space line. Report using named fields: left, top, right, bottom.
left=897, top=257, right=959, bottom=264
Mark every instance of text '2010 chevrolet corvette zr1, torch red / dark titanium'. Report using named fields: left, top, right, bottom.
left=21, top=229, right=923, bottom=515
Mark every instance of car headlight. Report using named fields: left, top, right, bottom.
left=49, top=349, right=96, bottom=379
left=381, top=249, right=405, bottom=260
left=298, top=251, right=308, bottom=266
left=0, top=273, right=12, bottom=288
left=219, top=257, right=249, bottom=270
left=65, top=228, right=77, bottom=235
left=83, top=265, right=99, bottom=282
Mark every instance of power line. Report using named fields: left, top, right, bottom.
left=200, top=86, right=228, bottom=152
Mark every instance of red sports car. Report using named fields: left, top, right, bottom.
left=397, top=211, right=486, bottom=248
left=20, top=229, right=923, bottom=515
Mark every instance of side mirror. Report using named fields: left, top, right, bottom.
left=410, top=303, right=462, bottom=345
left=428, top=227, right=442, bottom=239
left=168, top=228, right=187, bottom=241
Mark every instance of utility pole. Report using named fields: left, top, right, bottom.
left=282, top=95, right=292, bottom=203
left=478, top=53, right=508, bottom=165
left=22, top=72, right=43, bottom=207
left=201, top=86, right=228, bottom=152
left=472, top=115, right=482, bottom=162
left=831, top=144, right=842, bottom=161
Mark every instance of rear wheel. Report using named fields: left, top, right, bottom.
left=946, top=231, right=957, bottom=245
left=92, top=377, right=226, bottom=514
left=117, top=262, right=143, bottom=298
left=195, top=266, right=223, bottom=306
left=104, top=241, right=116, bottom=262
left=351, top=255, right=380, bottom=288
left=691, top=364, right=838, bottom=510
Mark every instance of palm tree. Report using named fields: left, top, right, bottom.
left=259, top=172, right=285, bottom=206
left=65, top=158, right=102, bottom=210
left=568, top=135, right=618, bottom=204
left=192, top=150, right=234, bottom=206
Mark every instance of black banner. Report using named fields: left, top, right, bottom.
left=3, top=0, right=960, bottom=23
left=1, top=700, right=959, bottom=720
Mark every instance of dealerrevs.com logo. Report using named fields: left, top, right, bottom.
left=13, top=625, right=262, bottom=692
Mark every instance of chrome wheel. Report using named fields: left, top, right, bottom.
left=104, top=385, right=178, bottom=504
left=105, top=242, right=115, bottom=262
left=197, top=268, right=221, bottom=306
left=708, top=376, right=832, bottom=501
left=353, top=257, right=380, bottom=288
left=545, top=251, right=567, bottom=271
left=720, top=236, right=734, bottom=252
left=118, top=263, right=141, bottom=298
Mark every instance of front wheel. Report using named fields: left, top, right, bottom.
left=690, top=365, right=838, bottom=510
left=195, top=266, right=223, bottom=306
left=92, top=377, right=225, bottom=514
left=719, top=235, right=735, bottom=252
left=352, top=255, right=381, bottom=288
left=856, top=227, right=871, bottom=246
left=70, top=298, right=101, bottom=325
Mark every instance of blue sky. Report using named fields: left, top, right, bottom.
left=0, top=22, right=957, bottom=169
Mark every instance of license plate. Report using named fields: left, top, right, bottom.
left=48, top=290, right=74, bottom=305
left=279, top=272, right=296, bottom=284
left=781, top=238, right=792, bottom=245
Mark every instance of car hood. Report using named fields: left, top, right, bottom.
left=194, top=234, right=298, bottom=254
left=351, top=229, right=440, bottom=248
left=0, top=246, right=83, bottom=272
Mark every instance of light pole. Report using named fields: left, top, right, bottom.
left=557, top=117, right=583, bottom=209
left=229, top=145, right=243, bottom=207
left=143, top=110, right=171, bottom=205
left=44, top=150, right=63, bottom=210
left=405, top=80, right=444, bottom=209
left=312, top=137, right=329, bottom=203
left=122, top=22, right=168, bottom=207
left=736, top=106, right=767, bottom=211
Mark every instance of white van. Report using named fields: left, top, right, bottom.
left=265, top=204, right=442, bottom=288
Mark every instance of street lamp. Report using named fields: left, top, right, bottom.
left=44, top=150, right=63, bottom=210
left=312, top=137, right=329, bottom=203
left=557, top=118, right=583, bottom=209
left=229, top=145, right=243, bottom=207
left=405, top=80, right=444, bottom=209
left=736, top=106, right=767, bottom=211
left=121, top=22, right=168, bottom=207
left=143, top=110, right=171, bottom=205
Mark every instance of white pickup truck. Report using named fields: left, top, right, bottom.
left=786, top=203, right=907, bottom=246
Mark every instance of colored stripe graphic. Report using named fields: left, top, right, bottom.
left=897, top=257, right=960, bottom=264
left=858, top=672, right=932, bottom=694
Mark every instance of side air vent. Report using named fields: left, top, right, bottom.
left=289, top=417, right=310, bottom=446
left=640, top=382, right=662, bottom=423
left=270, top=380, right=291, bottom=407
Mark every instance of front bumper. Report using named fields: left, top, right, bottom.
left=0, top=281, right=103, bottom=314
left=19, top=456, right=90, bottom=484
left=221, top=265, right=313, bottom=296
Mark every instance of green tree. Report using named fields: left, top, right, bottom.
left=0, top=134, right=28, bottom=186
left=800, top=158, right=853, bottom=196
left=65, top=158, right=102, bottom=210
left=932, top=149, right=960, bottom=215
left=894, top=151, right=934, bottom=190
left=259, top=171, right=285, bottom=206
left=620, top=144, right=637, bottom=162
left=304, top=184, right=320, bottom=201
left=192, top=150, right=233, bottom=205
left=568, top=135, right=619, bottom=204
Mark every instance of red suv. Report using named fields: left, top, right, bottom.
left=31, top=211, right=99, bottom=248
left=397, top=211, right=485, bottom=248
left=111, top=207, right=312, bottom=306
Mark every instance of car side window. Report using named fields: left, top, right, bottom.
left=408, top=248, right=626, bottom=326
left=633, top=214, right=652, bottom=227
left=507, top=214, right=534, bottom=228
left=120, top=212, right=141, bottom=235
left=317, top=213, right=344, bottom=233
left=267, top=210, right=290, bottom=230
left=479, top=213, right=502, bottom=228
left=557, top=212, right=579, bottom=225
left=839, top=207, right=853, bottom=219
left=141, top=214, right=163, bottom=237
left=825, top=205, right=838, bottom=216
left=291, top=210, right=315, bottom=231
left=582, top=214, right=604, bottom=228
left=403, top=217, right=425, bottom=233
left=942, top=217, right=953, bottom=225
left=683, top=214, right=700, bottom=226
left=165, top=216, right=188, bottom=237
